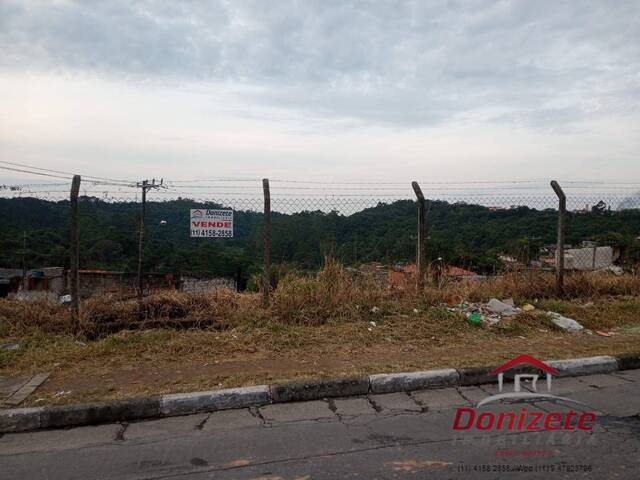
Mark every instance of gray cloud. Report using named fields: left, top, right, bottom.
left=1, top=0, right=639, bottom=127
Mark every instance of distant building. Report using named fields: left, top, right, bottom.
left=564, top=246, right=617, bottom=270
left=0, top=267, right=235, bottom=299
left=387, top=263, right=478, bottom=286
left=498, top=254, right=520, bottom=267
left=0, top=267, right=64, bottom=298
left=538, top=243, right=621, bottom=271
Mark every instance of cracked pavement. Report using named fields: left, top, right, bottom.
left=1, top=370, right=639, bottom=479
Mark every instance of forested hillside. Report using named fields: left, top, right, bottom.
left=1, top=197, right=640, bottom=277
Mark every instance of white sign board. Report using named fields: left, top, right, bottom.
left=190, top=209, right=234, bottom=238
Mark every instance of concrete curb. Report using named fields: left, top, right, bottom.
left=458, top=365, right=545, bottom=385
left=546, top=355, right=618, bottom=377
left=270, top=376, right=369, bottom=403
left=1, top=353, right=637, bottom=433
left=370, top=369, right=459, bottom=393
left=615, top=352, right=640, bottom=371
left=160, top=386, right=270, bottom=416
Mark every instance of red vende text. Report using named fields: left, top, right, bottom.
left=192, top=221, right=232, bottom=228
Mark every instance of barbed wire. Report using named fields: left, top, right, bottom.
left=166, top=178, right=640, bottom=186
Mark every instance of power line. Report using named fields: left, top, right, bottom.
left=0, top=165, right=73, bottom=180
left=0, top=182, right=69, bottom=187
left=3, top=161, right=639, bottom=187
left=0, top=166, right=136, bottom=188
left=3, top=162, right=640, bottom=191
left=0, top=160, right=136, bottom=186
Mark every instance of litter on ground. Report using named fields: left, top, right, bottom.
left=59, top=294, right=72, bottom=305
left=486, top=298, right=519, bottom=316
left=447, top=298, right=589, bottom=332
left=548, top=312, right=584, bottom=332
left=467, top=312, right=482, bottom=325
left=448, top=297, right=522, bottom=326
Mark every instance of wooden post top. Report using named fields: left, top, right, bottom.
left=412, top=181, right=425, bottom=201
left=550, top=180, right=566, bottom=201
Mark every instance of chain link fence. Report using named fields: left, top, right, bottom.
left=1, top=178, right=640, bottom=301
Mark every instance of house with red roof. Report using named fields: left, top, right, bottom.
left=490, top=354, right=560, bottom=393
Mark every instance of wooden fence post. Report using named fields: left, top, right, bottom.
left=70, top=175, right=81, bottom=331
left=550, top=180, right=566, bottom=296
left=412, top=181, right=426, bottom=291
left=262, top=178, right=271, bottom=308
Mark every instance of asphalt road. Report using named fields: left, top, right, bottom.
left=1, top=369, right=639, bottom=479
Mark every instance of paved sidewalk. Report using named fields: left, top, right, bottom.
left=1, top=370, right=639, bottom=479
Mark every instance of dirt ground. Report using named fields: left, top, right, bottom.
left=35, top=333, right=640, bottom=406
left=2, top=296, right=640, bottom=407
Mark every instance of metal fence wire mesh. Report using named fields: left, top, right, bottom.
left=1, top=178, right=640, bottom=292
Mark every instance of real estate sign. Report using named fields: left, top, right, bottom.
left=190, top=209, right=234, bottom=238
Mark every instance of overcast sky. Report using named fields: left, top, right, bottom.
left=1, top=0, right=640, bottom=186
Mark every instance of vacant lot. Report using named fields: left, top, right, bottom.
left=2, top=266, right=640, bottom=406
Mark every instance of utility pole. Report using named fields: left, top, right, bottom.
left=136, top=179, right=163, bottom=301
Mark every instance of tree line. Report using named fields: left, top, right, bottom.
left=1, top=197, right=639, bottom=279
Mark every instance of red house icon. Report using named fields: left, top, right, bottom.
left=490, top=354, right=560, bottom=393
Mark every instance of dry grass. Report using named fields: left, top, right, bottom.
left=81, top=289, right=255, bottom=337
left=1, top=260, right=639, bottom=339
left=270, top=257, right=409, bottom=324
left=2, top=300, right=639, bottom=406
left=425, top=270, right=640, bottom=304
left=0, top=289, right=259, bottom=339
left=4, top=260, right=640, bottom=406
left=0, top=299, right=73, bottom=337
left=537, top=296, right=640, bottom=330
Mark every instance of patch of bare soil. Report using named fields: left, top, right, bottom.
left=22, top=328, right=640, bottom=407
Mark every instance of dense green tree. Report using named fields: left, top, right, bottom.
left=1, top=197, right=639, bottom=276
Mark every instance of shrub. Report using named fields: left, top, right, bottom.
left=271, top=257, right=392, bottom=324
left=0, top=299, right=72, bottom=337
left=425, top=270, right=640, bottom=304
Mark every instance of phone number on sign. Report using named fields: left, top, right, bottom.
left=191, top=229, right=233, bottom=238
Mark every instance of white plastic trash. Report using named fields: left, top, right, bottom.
left=59, top=294, right=72, bottom=305
left=548, top=312, right=584, bottom=332
left=486, top=298, right=518, bottom=316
